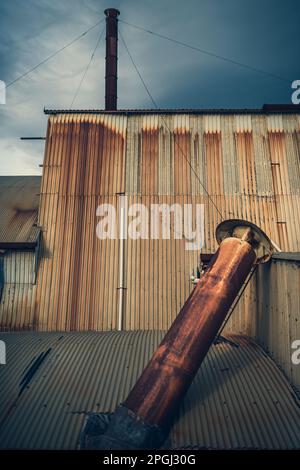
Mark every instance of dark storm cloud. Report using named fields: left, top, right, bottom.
left=0, top=0, right=299, bottom=174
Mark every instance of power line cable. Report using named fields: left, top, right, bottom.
left=120, top=30, right=157, bottom=109
left=6, top=18, right=104, bottom=89
left=70, top=24, right=105, bottom=108
left=119, top=19, right=289, bottom=83
left=119, top=29, right=224, bottom=221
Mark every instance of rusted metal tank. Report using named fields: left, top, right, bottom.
left=81, top=219, right=273, bottom=449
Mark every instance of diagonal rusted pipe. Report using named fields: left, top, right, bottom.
left=81, top=219, right=273, bottom=450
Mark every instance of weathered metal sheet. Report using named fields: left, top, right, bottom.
left=251, top=116, right=273, bottom=196
left=0, top=177, right=40, bottom=331
left=256, top=255, right=300, bottom=390
left=36, top=195, right=121, bottom=331
left=125, top=113, right=300, bottom=198
left=123, top=194, right=271, bottom=331
left=1, top=251, right=36, bottom=284
left=0, top=250, right=38, bottom=331
left=34, top=114, right=127, bottom=331
left=0, top=176, right=40, bottom=244
left=0, top=284, right=37, bottom=331
left=0, top=331, right=300, bottom=449
left=0, top=112, right=299, bottom=331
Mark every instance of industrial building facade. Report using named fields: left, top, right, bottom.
left=2, top=2, right=300, bottom=452
left=1, top=107, right=300, bottom=449
left=1, top=109, right=299, bottom=330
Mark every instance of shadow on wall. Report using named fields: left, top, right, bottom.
left=255, top=262, right=271, bottom=347
left=0, top=255, right=3, bottom=303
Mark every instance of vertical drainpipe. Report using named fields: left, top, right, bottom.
left=104, top=8, right=120, bottom=111
left=104, top=8, right=122, bottom=327
left=81, top=219, right=273, bottom=449
left=118, top=195, right=126, bottom=331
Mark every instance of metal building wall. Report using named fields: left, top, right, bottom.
left=35, top=114, right=127, bottom=331
left=24, top=112, right=300, bottom=330
left=0, top=175, right=40, bottom=246
left=255, top=255, right=300, bottom=390
left=0, top=251, right=37, bottom=330
left=0, top=176, right=40, bottom=331
left=123, top=113, right=299, bottom=330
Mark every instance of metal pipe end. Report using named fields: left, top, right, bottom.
left=104, top=8, right=120, bottom=17
left=216, top=219, right=273, bottom=263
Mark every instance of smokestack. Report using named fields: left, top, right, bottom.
left=104, top=8, right=120, bottom=111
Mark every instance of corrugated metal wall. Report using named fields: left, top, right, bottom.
left=255, top=255, right=300, bottom=390
left=35, top=114, right=127, bottom=331
left=0, top=251, right=37, bottom=330
left=0, top=177, right=40, bottom=331
left=3, top=112, right=300, bottom=331
left=0, top=176, right=40, bottom=244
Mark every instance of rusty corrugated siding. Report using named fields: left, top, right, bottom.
left=0, top=176, right=40, bottom=244
left=35, top=114, right=127, bottom=331
left=0, top=283, right=37, bottom=331
left=122, top=113, right=299, bottom=331
left=0, top=331, right=300, bottom=449
left=256, top=254, right=300, bottom=390
left=0, top=250, right=38, bottom=331
left=124, top=114, right=299, bottom=251
left=0, top=177, right=40, bottom=331
left=0, top=251, right=36, bottom=284
left=123, top=195, right=260, bottom=331
left=1, top=112, right=299, bottom=331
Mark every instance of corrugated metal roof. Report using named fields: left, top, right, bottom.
left=0, top=176, right=41, bottom=246
left=0, top=331, right=300, bottom=449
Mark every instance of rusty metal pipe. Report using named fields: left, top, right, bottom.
left=124, top=237, right=256, bottom=427
left=104, top=8, right=120, bottom=111
left=81, top=220, right=273, bottom=449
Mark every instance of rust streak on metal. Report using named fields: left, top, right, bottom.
left=141, top=128, right=159, bottom=194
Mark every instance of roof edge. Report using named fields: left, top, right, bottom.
left=272, top=252, right=300, bottom=262
left=0, top=241, right=39, bottom=251
left=44, top=104, right=300, bottom=115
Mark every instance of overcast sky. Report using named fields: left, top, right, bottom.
left=0, top=0, right=299, bottom=175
